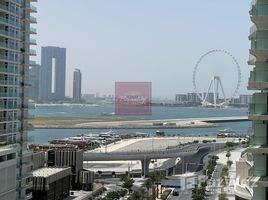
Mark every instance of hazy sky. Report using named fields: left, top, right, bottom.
left=34, top=1, right=252, bottom=99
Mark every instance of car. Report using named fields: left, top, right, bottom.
left=172, top=189, right=179, bottom=196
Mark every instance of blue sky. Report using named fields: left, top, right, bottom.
left=34, top=0, right=252, bottom=99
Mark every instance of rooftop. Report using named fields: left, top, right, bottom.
left=33, top=167, right=71, bottom=178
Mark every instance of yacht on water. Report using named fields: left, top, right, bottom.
left=217, top=128, right=236, bottom=138
left=49, top=130, right=120, bottom=148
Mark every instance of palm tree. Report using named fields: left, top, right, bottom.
left=130, top=190, right=143, bottom=200
left=143, top=178, right=153, bottom=199
left=226, top=151, right=231, bottom=161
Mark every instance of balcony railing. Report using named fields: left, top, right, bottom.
left=249, top=25, right=257, bottom=35
left=0, top=129, right=19, bottom=134
left=249, top=135, right=267, bottom=146
left=249, top=103, right=268, bottom=115
left=0, top=80, right=20, bottom=86
left=250, top=4, right=268, bottom=16
left=251, top=38, right=268, bottom=49
left=249, top=67, right=268, bottom=83
left=29, top=16, right=37, bottom=23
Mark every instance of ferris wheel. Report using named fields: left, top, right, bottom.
left=192, top=50, right=241, bottom=108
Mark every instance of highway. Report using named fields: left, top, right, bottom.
left=83, top=143, right=216, bottom=162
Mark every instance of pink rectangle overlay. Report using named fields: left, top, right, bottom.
left=115, top=82, right=152, bottom=115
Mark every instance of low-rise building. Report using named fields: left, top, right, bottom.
left=32, top=167, right=72, bottom=200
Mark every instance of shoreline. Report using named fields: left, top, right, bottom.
left=33, top=124, right=219, bottom=129
left=29, top=116, right=248, bottom=129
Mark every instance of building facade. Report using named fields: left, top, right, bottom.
left=235, top=0, right=268, bottom=199
left=39, top=46, right=66, bottom=102
left=175, top=94, right=187, bottom=104
left=29, top=64, right=39, bottom=101
left=0, top=0, right=37, bottom=199
left=32, top=167, right=71, bottom=200
left=239, top=95, right=252, bottom=105
left=187, top=93, right=202, bottom=105
left=73, top=68, right=81, bottom=102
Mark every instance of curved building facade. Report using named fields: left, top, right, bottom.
left=0, top=0, right=37, bottom=199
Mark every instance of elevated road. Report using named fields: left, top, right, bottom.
left=84, top=143, right=224, bottom=176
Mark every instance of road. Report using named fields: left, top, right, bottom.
left=167, top=189, right=192, bottom=200
left=206, top=163, right=223, bottom=200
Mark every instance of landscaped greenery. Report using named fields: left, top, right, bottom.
left=191, top=182, right=207, bottom=200
left=98, top=189, right=128, bottom=200
left=120, top=175, right=134, bottom=192
left=220, top=165, right=229, bottom=186
left=225, top=151, right=231, bottom=160
left=219, top=192, right=228, bottom=200
left=205, top=155, right=219, bottom=179
left=227, top=160, right=233, bottom=168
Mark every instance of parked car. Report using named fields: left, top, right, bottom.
left=172, top=189, right=179, bottom=196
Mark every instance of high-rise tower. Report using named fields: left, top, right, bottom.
left=73, top=68, right=81, bottom=102
left=0, top=0, right=37, bottom=199
left=39, top=46, right=66, bottom=102
left=247, top=0, right=268, bottom=199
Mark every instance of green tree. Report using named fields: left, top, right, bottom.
left=122, top=178, right=134, bottom=191
left=143, top=178, right=153, bottom=199
left=219, top=193, right=228, bottom=200
left=227, top=160, right=233, bottom=168
left=226, top=151, right=231, bottom=160
left=129, top=189, right=143, bottom=200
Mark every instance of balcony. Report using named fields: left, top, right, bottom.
left=0, top=129, right=19, bottom=135
left=0, top=16, right=8, bottom=25
left=0, top=79, right=20, bottom=86
left=248, top=53, right=256, bottom=65
left=234, top=177, right=252, bottom=200
left=247, top=135, right=268, bottom=154
left=0, top=92, right=20, bottom=98
left=0, top=4, right=8, bottom=13
left=0, top=30, right=20, bottom=40
left=25, top=3, right=37, bottom=13
left=0, top=66, right=19, bottom=74
left=29, top=49, right=36, bottom=55
left=0, top=42, right=8, bottom=50
left=249, top=25, right=257, bottom=39
left=29, top=16, right=37, bottom=23
left=24, top=60, right=37, bottom=66
left=24, top=38, right=37, bottom=45
left=250, top=3, right=268, bottom=29
left=249, top=175, right=268, bottom=187
left=251, top=38, right=268, bottom=49
left=248, top=103, right=268, bottom=120
left=248, top=145, right=268, bottom=154
left=0, top=54, right=8, bottom=62
left=248, top=66, right=268, bottom=90
left=0, top=143, right=17, bottom=155
left=30, top=27, right=37, bottom=34
left=250, top=3, right=268, bottom=16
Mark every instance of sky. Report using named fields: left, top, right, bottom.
left=34, top=0, right=252, bottom=99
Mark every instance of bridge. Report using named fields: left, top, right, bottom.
left=84, top=143, right=224, bottom=176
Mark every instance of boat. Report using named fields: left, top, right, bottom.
left=217, top=129, right=236, bottom=138
left=101, top=112, right=115, bottom=116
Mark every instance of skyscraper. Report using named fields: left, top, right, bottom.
left=73, top=69, right=82, bottom=102
left=247, top=0, right=268, bottom=199
left=39, top=46, right=66, bottom=102
left=235, top=1, right=268, bottom=199
left=0, top=0, right=37, bottom=199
